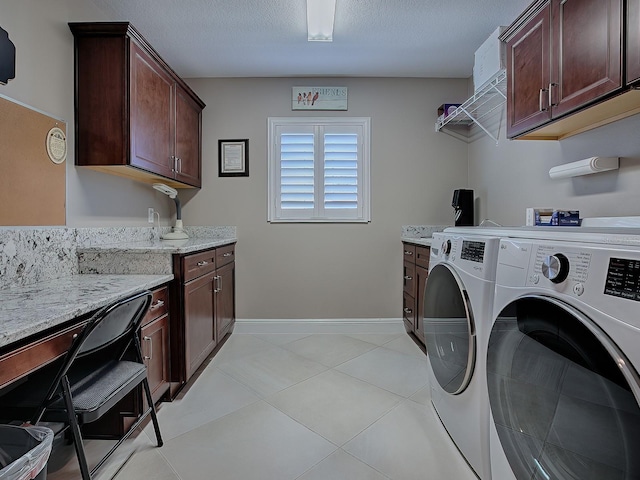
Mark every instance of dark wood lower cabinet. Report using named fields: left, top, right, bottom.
left=215, top=261, right=236, bottom=340
left=414, top=265, right=429, bottom=344
left=142, top=313, right=170, bottom=403
left=402, top=242, right=429, bottom=349
left=171, top=243, right=236, bottom=396
left=183, top=271, right=216, bottom=380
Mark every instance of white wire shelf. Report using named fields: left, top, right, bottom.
left=435, top=69, right=507, bottom=144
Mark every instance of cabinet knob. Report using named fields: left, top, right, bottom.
left=548, top=82, right=558, bottom=107
left=404, top=275, right=413, bottom=281
left=539, top=88, right=549, bottom=112
left=143, top=335, right=153, bottom=360
left=150, top=299, right=165, bottom=310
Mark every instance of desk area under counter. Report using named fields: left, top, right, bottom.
left=0, top=274, right=173, bottom=396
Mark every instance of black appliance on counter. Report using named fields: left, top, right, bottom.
left=452, top=189, right=474, bottom=226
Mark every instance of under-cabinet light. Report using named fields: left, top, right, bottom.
left=307, top=0, right=336, bottom=42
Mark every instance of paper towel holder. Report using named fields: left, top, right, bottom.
left=549, top=157, right=619, bottom=179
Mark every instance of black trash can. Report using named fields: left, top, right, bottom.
left=0, top=426, right=54, bottom=480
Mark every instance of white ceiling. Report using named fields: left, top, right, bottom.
left=89, top=0, right=531, bottom=79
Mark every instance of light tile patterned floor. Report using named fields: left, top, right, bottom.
left=48, top=333, right=478, bottom=480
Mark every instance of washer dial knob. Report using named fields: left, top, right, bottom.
left=442, top=239, right=452, bottom=256
left=542, top=253, right=570, bottom=284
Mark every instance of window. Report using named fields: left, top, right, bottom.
left=268, top=117, right=371, bottom=223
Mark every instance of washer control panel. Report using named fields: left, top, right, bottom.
left=497, top=238, right=640, bottom=328
left=604, top=258, right=640, bottom=302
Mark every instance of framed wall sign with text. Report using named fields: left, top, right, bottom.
left=292, top=86, right=348, bottom=111
left=218, top=139, right=249, bottom=177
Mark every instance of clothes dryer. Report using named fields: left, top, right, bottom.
left=487, top=236, right=640, bottom=480
left=424, top=232, right=500, bottom=480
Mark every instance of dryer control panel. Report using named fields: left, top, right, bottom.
left=604, top=258, right=640, bottom=302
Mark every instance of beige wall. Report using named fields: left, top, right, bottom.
left=184, top=77, right=469, bottom=319
left=468, top=110, right=640, bottom=226
left=0, top=0, right=177, bottom=227
left=1, top=1, right=472, bottom=319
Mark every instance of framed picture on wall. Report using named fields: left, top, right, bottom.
left=218, top=139, right=249, bottom=177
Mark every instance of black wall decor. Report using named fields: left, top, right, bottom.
left=0, top=26, right=16, bottom=85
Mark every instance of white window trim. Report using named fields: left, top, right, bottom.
left=268, top=116, right=371, bottom=223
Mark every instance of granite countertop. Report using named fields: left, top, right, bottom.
left=0, top=273, right=173, bottom=348
left=401, top=237, right=433, bottom=247
left=77, top=236, right=237, bottom=254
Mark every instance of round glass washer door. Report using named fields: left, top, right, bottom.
left=487, top=295, right=640, bottom=480
left=423, top=263, right=476, bottom=395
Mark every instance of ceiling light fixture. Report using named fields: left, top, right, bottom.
left=307, top=0, right=336, bottom=42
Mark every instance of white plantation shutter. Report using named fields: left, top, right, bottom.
left=324, top=132, right=358, bottom=210
left=269, top=117, right=370, bottom=223
left=280, top=132, right=315, bottom=210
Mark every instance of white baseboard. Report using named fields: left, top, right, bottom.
left=234, top=318, right=405, bottom=334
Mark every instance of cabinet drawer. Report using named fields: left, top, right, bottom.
left=403, top=292, right=415, bottom=324
left=403, top=243, right=416, bottom=262
left=143, top=286, right=169, bottom=326
left=0, top=322, right=85, bottom=390
left=183, top=249, right=217, bottom=282
left=403, top=261, right=416, bottom=297
left=416, top=246, right=430, bottom=269
left=216, top=243, right=236, bottom=268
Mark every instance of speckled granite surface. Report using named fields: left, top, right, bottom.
left=0, top=225, right=236, bottom=346
left=0, top=274, right=173, bottom=348
left=0, top=227, right=78, bottom=289
left=0, top=226, right=236, bottom=286
left=76, top=227, right=237, bottom=274
left=401, top=225, right=449, bottom=239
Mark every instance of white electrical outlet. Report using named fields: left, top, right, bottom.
left=148, top=208, right=155, bottom=223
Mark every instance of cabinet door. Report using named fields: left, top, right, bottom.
left=415, top=266, right=429, bottom=345
left=141, top=313, right=170, bottom=404
left=403, top=292, right=416, bottom=335
left=506, top=2, right=552, bottom=138
left=628, top=0, right=640, bottom=84
left=403, top=261, right=416, bottom=298
left=130, top=43, right=175, bottom=179
left=551, top=0, right=622, bottom=118
left=175, top=87, right=202, bottom=187
left=183, top=272, right=216, bottom=380
left=215, top=262, right=235, bottom=341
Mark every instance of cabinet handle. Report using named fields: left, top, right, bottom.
left=143, top=335, right=152, bottom=360
left=223, top=252, right=233, bottom=257
left=548, top=82, right=558, bottom=107
left=404, top=275, right=413, bottom=281
left=214, top=275, right=222, bottom=293
left=170, top=155, right=176, bottom=172
left=404, top=251, right=413, bottom=255
left=150, top=299, right=165, bottom=310
left=404, top=307, right=413, bottom=314
left=197, top=260, right=209, bottom=267
left=539, top=88, right=548, bottom=112
left=177, top=157, right=182, bottom=173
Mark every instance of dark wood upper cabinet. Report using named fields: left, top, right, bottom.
left=69, top=22, right=205, bottom=188
left=628, top=0, right=640, bottom=84
left=504, top=0, right=624, bottom=139
left=551, top=0, right=622, bottom=118
left=506, top=3, right=552, bottom=138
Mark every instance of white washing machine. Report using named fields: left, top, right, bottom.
left=487, top=235, right=640, bottom=480
left=424, top=232, right=500, bottom=480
